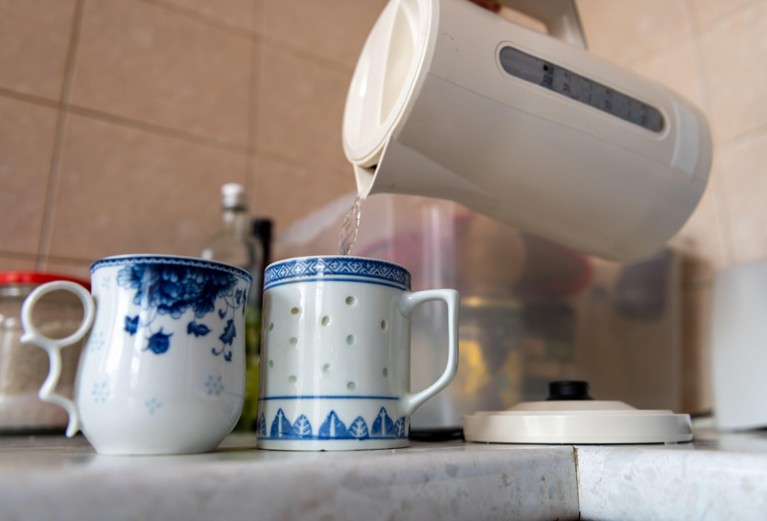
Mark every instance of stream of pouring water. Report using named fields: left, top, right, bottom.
left=339, top=195, right=363, bottom=256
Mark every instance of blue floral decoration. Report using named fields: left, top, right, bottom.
left=219, top=319, right=236, bottom=345
left=147, top=329, right=173, bottom=355
left=117, top=264, right=236, bottom=319
left=124, top=315, right=139, bottom=336
left=205, top=375, right=225, bottom=396
left=211, top=319, right=237, bottom=361
left=187, top=321, right=211, bottom=337
left=114, top=261, right=247, bottom=361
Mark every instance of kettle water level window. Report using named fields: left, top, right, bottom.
left=499, top=46, right=664, bottom=133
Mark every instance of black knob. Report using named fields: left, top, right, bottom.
left=546, top=381, right=593, bottom=401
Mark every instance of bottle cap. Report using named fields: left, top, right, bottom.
left=221, top=183, right=247, bottom=210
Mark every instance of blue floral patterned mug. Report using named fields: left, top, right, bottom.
left=256, top=256, right=459, bottom=451
left=20, top=255, right=252, bottom=455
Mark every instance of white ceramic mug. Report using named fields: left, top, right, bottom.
left=20, top=255, right=252, bottom=455
left=256, top=256, right=459, bottom=451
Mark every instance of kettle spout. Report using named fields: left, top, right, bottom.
left=353, top=163, right=377, bottom=199
left=351, top=139, right=490, bottom=208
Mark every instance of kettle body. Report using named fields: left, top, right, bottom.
left=343, top=0, right=711, bottom=261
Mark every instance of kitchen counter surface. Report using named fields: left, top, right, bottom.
left=0, top=428, right=765, bottom=521
left=575, top=428, right=767, bottom=520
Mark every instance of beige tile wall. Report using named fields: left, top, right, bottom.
left=0, top=0, right=77, bottom=100
left=0, top=0, right=764, bottom=407
left=0, top=0, right=385, bottom=280
left=72, top=0, right=253, bottom=148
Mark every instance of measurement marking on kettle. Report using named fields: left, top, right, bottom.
left=498, top=46, right=664, bottom=132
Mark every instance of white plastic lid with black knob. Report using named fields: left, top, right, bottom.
left=462, top=381, right=693, bottom=444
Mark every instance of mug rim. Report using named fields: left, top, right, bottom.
left=264, top=255, right=411, bottom=291
left=90, top=254, right=252, bottom=283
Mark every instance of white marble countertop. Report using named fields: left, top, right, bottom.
left=0, top=428, right=765, bottom=521
left=576, top=428, right=767, bottom=520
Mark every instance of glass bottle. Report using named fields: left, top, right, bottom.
left=202, top=183, right=263, bottom=431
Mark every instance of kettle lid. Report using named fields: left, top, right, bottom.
left=342, top=0, right=432, bottom=167
left=463, top=400, right=693, bottom=444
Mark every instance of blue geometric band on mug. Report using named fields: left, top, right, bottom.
left=257, top=406, right=408, bottom=440
left=264, top=256, right=411, bottom=291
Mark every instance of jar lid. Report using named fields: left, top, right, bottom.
left=0, top=271, right=90, bottom=290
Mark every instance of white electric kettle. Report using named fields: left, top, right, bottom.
left=343, top=0, right=711, bottom=261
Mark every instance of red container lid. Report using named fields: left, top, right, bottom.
left=0, top=271, right=90, bottom=290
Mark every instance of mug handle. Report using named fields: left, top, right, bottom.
left=20, top=281, right=95, bottom=437
left=398, top=289, right=460, bottom=417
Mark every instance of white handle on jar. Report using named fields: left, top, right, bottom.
left=398, top=289, right=460, bottom=417
left=20, top=281, right=95, bottom=437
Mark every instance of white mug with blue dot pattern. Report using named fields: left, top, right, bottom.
left=20, top=255, right=252, bottom=455
left=256, top=255, right=459, bottom=451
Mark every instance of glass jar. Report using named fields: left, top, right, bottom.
left=0, top=272, right=89, bottom=432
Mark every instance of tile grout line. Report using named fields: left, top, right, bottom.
left=572, top=447, right=582, bottom=520
left=137, top=0, right=257, bottom=41
left=714, top=122, right=767, bottom=149
left=0, top=87, right=59, bottom=110
left=0, top=85, right=254, bottom=157
left=245, top=0, right=262, bottom=201
left=27, top=253, right=93, bottom=268
left=0, top=251, right=39, bottom=264
left=0, top=245, right=94, bottom=267
left=260, top=37, right=354, bottom=76
left=255, top=149, right=320, bottom=170
left=64, top=103, right=251, bottom=155
left=0, top=83, right=317, bottom=181
left=136, top=0, right=355, bottom=75
left=35, top=0, right=86, bottom=270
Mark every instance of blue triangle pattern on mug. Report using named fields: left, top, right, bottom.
left=269, top=408, right=292, bottom=438
left=256, top=413, right=267, bottom=437
left=371, top=407, right=395, bottom=437
left=260, top=407, right=408, bottom=440
left=318, top=411, right=347, bottom=439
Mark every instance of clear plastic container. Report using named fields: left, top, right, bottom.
left=0, top=272, right=89, bottom=432
left=274, top=193, right=686, bottom=433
